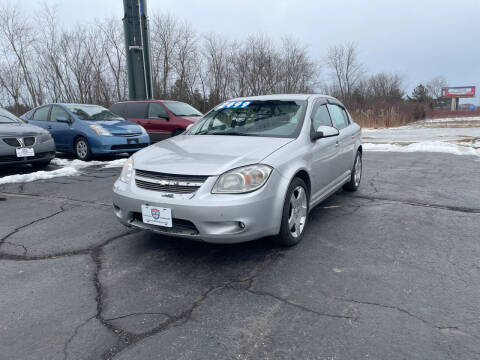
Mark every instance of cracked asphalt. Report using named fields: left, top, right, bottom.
left=1, top=151, right=480, bottom=360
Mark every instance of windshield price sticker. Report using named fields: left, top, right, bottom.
left=216, top=101, right=251, bottom=110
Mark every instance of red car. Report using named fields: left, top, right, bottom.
left=111, top=100, right=203, bottom=142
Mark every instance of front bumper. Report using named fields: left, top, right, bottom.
left=0, top=138, right=56, bottom=166
left=89, top=134, right=150, bottom=154
left=112, top=170, right=288, bottom=243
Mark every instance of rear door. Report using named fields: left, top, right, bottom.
left=29, top=105, right=51, bottom=131
left=124, top=102, right=149, bottom=129
left=327, top=102, right=355, bottom=176
left=48, top=105, right=73, bottom=150
left=309, top=100, right=341, bottom=197
left=147, top=102, right=172, bottom=141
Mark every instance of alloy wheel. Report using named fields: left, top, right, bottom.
left=288, top=186, right=308, bottom=238
left=354, top=154, right=362, bottom=187
left=76, top=140, right=88, bottom=159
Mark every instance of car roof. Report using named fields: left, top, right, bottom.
left=114, top=100, right=181, bottom=104
left=228, top=94, right=335, bottom=102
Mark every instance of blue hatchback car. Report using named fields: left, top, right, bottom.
left=22, top=104, right=150, bottom=160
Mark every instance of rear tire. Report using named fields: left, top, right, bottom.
left=74, top=136, right=92, bottom=161
left=343, top=150, right=362, bottom=192
left=273, top=177, right=309, bottom=247
left=31, top=160, right=51, bottom=170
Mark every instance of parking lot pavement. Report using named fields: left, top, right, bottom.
left=1, top=151, right=480, bottom=360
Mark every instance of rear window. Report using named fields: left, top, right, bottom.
left=124, top=102, right=148, bottom=118
left=164, top=102, right=202, bottom=117
left=33, top=106, right=50, bottom=121
left=111, top=103, right=126, bottom=117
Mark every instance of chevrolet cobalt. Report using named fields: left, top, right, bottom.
left=113, top=94, right=362, bottom=246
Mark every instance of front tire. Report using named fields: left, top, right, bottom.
left=343, top=150, right=362, bottom=192
left=74, top=137, right=92, bottom=161
left=273, top=177, right=309, bottom=247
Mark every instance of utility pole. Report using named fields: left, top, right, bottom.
left=123, top=0, right=153, bottom=100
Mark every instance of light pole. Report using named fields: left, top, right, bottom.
left=123, top=0, right=153, bottom=100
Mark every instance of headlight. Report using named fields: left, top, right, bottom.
left=119, top=157, right=134, bottom=184
left=38, top=133, right=52, bottom=143
left=139, top=126, right=147, bottom=135
left=89, top=124, right=112, bottom=136
left=212, top=164, right=272, bottom=194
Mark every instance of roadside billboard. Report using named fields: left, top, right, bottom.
left=441, top=86, right=476, bottom=98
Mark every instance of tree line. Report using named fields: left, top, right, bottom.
left=0, top=2, right=447, bottom=127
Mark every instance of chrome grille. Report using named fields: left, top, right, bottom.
left=135, top=169, right=208, bottom=194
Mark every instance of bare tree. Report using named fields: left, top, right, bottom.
left=0, top=2, right=42, bottom=107
left=151, top=13, right=180, bottom=98
left=426, top=76, right=447, bottom=99
left=325, top=42, right=364, bottom=104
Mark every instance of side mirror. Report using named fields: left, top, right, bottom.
left=56, top=116, right=70, bottom=124
left=186, top=124, right=194, bottom=131
left=312, top=125, right=339, bottom=141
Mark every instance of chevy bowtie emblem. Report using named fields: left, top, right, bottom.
left=156, top=179, right=178, bottom=186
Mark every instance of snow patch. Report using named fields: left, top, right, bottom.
left=0, top=157, right=126, bottom=185
left=363, top=141, right=480, bottom=157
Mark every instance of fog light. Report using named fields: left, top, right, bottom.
left=239, top=222, right=245, bottom=229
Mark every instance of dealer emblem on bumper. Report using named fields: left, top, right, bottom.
left=151, top=208, right=160, bottom=220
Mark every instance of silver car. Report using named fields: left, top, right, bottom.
left=0, top=108, right=56, bottom=169
left=113, top=94, right=362, bottom=246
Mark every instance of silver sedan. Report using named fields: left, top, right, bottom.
left=113, top=94, right=362, bottom=246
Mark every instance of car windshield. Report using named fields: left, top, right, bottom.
left=164, top=102, right=202, bottom=117
left=0, top=108, right=23, bottom=124
left=66, top=105, right=122, bottom=121
left=188, top=100, right=306, bottom=138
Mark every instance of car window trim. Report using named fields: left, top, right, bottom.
left=310, top=99, right=334, bottom=140
left=326, top=103, right=348, bottom=130
left=33, top=105, right=52, bottom=122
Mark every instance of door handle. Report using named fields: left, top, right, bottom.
left=335, top=141, right=339, bottom=147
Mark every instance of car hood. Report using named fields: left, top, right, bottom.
left=133, top=135, right=294, bottom=176
left=0, top=122, right=48, bottom=136
left=84, top=119, right=142, bottom=134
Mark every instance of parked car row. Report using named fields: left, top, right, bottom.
left=2, top=93, right=362, bottom=247
left=0, top=100, right=203, bottom=166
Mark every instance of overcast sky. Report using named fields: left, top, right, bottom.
left=17, top=0, right=480, bottom=103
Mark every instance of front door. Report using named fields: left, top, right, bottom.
left=147, top=102, right=172, bottom=141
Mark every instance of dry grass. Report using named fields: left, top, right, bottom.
left=350, top=106, right=416, bottom=128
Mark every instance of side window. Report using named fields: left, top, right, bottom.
left=124, top=102, right=148, bottom=118
left=49, top=106, right=70, bottom=122
left=32, top=106, right=51, bottom=121
left=148, top=103, right=169, bottom=119
left=111, top=103, right=125, bottom=117
left=342, top=109, right=350, bottom=125
left=311, top=104, right=333, bottom=129
left=327, top=104, right=348, bottom=129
